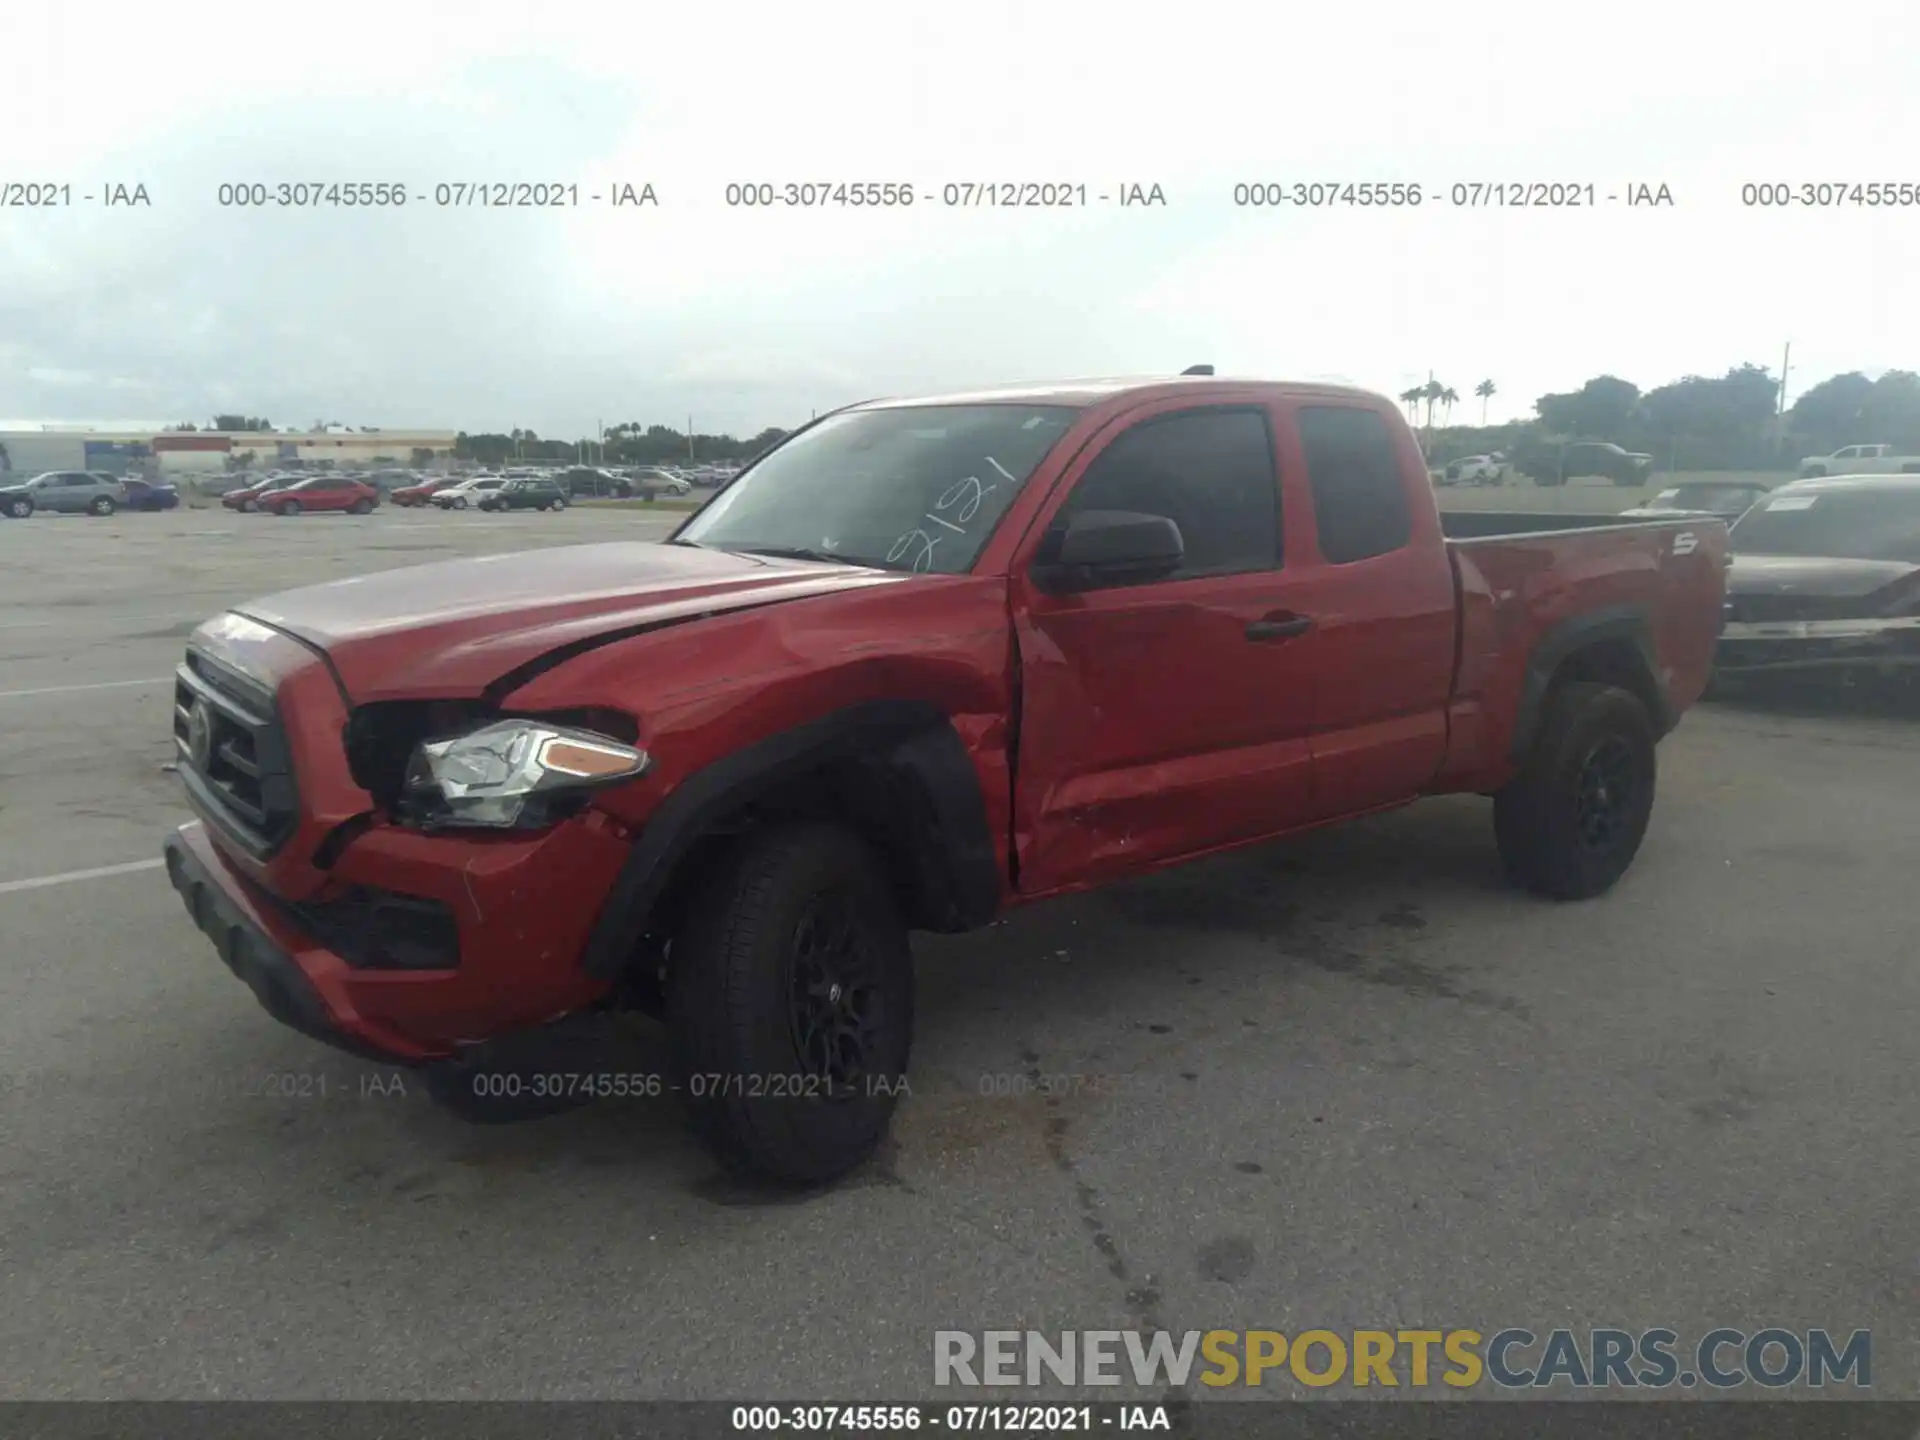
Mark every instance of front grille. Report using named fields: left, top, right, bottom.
left=1724, top=592, right=1872, bottom=624
left=174, top=651, right=299, bottom=858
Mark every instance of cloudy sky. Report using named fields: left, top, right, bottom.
left=2, top=0, right=1916, bottom=438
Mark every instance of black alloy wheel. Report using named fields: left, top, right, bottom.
left=785, top=891, right=887, bottom=1097
left=1572, top=735, right=1639, bottom=853
left=1493, top=680, right=1657, bottom=899
left=669, top=822, right=914, bottom=1184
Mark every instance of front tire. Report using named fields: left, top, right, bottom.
left=349, top=498, right=373, bottom=515
left=280, top=500, right=301, bottom=516
left=4, top=497, right=30, bottom=519
left=1494, top=681, right=1656, bottom=900
left=669, top=823, right=914, bottom=1186
left=453, top=497, right=468, bottom=509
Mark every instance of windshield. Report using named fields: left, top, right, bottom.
left=676, top=404, right=1079, bottom=573
left=1730, top=489, right=1920, bottom=561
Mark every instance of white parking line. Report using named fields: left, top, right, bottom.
left=0, top=858, right=166, bottom=896
left=0, top=676, right=172, bottom=699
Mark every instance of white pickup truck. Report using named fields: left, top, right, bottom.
left=1798, top=443, right=1920, bottom=478
left=1437, top=453, right=1507, bottom=486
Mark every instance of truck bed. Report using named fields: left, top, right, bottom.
left=1431, top=509, right=1730, bottom=793
left=1439, top=510, right=1661, bottom=540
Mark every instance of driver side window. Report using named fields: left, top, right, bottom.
left=1042, top=408, right=1281, bottom=582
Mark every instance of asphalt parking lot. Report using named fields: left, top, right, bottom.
left=1, top=505, right=1916, bottom=1403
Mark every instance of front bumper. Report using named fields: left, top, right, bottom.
left=1715, top=616, right=1920, bottom=675
left=165, top=811, right=632, bottom=1060
left=165, top=823, right=431, bottom=1064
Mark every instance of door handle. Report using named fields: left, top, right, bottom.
left=1245, top=614, right=1314, bottom=641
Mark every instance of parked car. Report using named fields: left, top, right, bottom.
left=259, top=476, right=380, bottom=516
left=391, top=477, right=462, bottom=507
left=629, top=468, right=692, bottom=499
left=1797, top=443, right=1920, bottom=479
left=477, top=477, right=570, bottom=512
left=432, top=477, right=508, bottom=509
left=1620, top=479, right=1771, bottom=521
left=161, top=377, right=1726, bottom=1184
left=223, top=477, right=300, bottom=512
left=1438, top=454, right=1507, bottom=486
left=120, top=477, right=181, bottom=511
left=0, top=471, right=125, bottom=517
left=1514, top=440, right=1654, bottom=488
left=1715, top=475, right=1920, bottom=681
left=556, top=466, right=634, bottom=499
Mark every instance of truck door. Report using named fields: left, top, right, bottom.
left=1276, top=400, right=1457, bottom=818
left=1009, top=402, right=1322, bottom=894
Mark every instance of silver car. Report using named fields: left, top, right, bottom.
left=17, top=471, right=127, bottom=516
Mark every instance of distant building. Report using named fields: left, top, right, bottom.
left=0, top=427, right=460, bottom=476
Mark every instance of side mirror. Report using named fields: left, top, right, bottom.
left=1033, top=509, right=1185, bottom=593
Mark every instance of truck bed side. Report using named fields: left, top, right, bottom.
left=1432, top=513, right=1729, bottom=794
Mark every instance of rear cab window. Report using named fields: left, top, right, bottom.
left=1296, top=405, right=1414, bottom=563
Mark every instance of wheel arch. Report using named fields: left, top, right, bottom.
left=1509, top=606, right=1670, bottom=764
left=581, top=699, right=1003, bottom=986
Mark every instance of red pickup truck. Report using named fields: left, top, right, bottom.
left=162, top=377, right=1727, bottom=1183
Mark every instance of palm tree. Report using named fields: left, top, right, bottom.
left=1439, top=386, right=1459, bottom=426
left=1475, top=378, right=1496, bottom=426
left=1421, top=379, right=1445, bottom=430
left=1398, top=386, right=1425, bottom=423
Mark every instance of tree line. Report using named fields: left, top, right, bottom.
left=1411, top=366, right=1920, bottom=471
left=164, top=360, right=1920, bottom=476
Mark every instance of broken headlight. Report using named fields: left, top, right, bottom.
left=400, top=719, right=649, bottom=830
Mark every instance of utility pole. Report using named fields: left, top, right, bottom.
left=1778, top=342, right=1791, bottom=417
left=688, top=414, right=695, bottom=461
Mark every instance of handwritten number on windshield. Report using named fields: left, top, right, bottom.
left=886, top=461, right=1002, bottom=574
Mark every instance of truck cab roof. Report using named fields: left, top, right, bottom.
left=853, top=376, right=1389, bottom=411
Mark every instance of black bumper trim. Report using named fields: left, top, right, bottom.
left=162, top=831, right=412, bottom=1067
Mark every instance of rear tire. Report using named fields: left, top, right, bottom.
left=669, top=822, right=914, bottom=1186
left=280, top=500, right=301, bottom=516
left=89, top=496, right=116, bottom=516
left=1493, top=681, right=1656, bottom=900
left=453, top=497, right=468, bottom=509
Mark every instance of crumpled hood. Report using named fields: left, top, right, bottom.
left=1725, top=553, right=1920, bottom=600
left=234, top=541, right=910, bottom=701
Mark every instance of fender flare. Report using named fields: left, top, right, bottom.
left=1508, top=605, right=1670, bottom=763
left=580, top=699, right=1001, bottom=982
